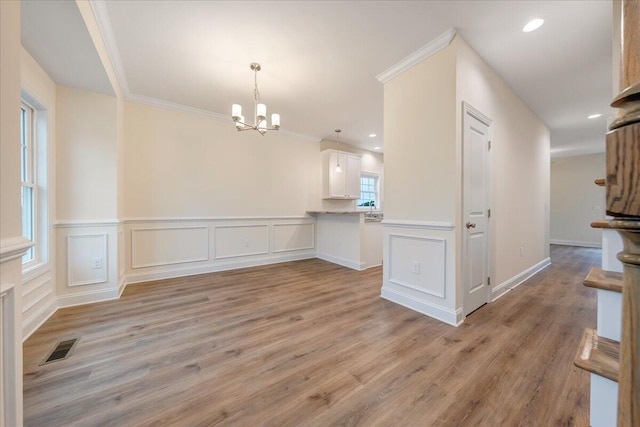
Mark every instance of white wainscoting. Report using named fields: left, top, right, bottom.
left=273, top=223, right=315, bottom=253
left=67, top=233, right=108, bottom=286
left=381, top=220, right=460, bottom=326
left=55, top=224, right=120, bottom=308
left=125, top=217, right=317, bottom=285
left=388, top=234, right=446, bottom=298
left=22, top=276, right=57, bottom=340
left=132, top=226, right=209, bottom=268
left=214, top=224, right=269, bottom=259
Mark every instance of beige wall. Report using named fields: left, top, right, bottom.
left=123, top=101, right=321, bottom=218
left=551, top=153, right=605, bottom=246
left=455, top=36, right=551, bottom=293
left=56, top=86, right=118, bottom=220
left=383, top=43, right=457, bottom=222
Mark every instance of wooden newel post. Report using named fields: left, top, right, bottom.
left=607, top=1, right=640, bottom=426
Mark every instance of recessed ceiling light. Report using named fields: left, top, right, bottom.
left=522, top=18, right=544, bottom=33
left=369, top=133, right=377, bottom=138
left=373, top=147, right=381, bottom=150
left=588, top=113, right=602, bottom=119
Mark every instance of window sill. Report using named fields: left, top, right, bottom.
left=23, top=261, right=51, bottom=283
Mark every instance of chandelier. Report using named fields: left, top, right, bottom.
left=231, top=63, right=280, bottom=135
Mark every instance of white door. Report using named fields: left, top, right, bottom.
left=462, top=103, right=491, bottom=316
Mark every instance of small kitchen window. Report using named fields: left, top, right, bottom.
left=357, top=173, right=379, bottom=210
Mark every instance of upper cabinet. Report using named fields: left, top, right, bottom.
left=322, top=150, right=361, bottom=200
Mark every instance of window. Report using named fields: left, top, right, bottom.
left=357, top=173, right=379, bottom=209
left=21, top=102, right=36, bottom=264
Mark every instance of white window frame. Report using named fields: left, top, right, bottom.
left=356, top=172, right=380, bottom=211
left=20, top=91, right=50, bottom=277
left=21, top=101, right=37, bottom=267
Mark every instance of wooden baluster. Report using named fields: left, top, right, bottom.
left=608, top=1, right=640, bottom=426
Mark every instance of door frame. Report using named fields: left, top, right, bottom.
left=461, top=101, right=492, bottom=316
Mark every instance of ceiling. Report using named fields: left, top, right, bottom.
left=21, top=1, right=612, bottom=156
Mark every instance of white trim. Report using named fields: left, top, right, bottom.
left=491, top=257, right=551, bottom=301
left=88, top=0, right=129, bottom=95
left=23, top=287, right=52, bottom=314
left=550, top=239, right=602, bottom=248
left=130, top=226, right=209, bottom=268
left=124, top=216, right=311, bottom=223
left=381, top=219, right=455, bottom=231
left=380, top=287, right=462, bottom=326
left=125, top=250, right=316, bottom=285
left=376, top=28, right=457, bottom=83
left=0, top=236, right=34, bottom=264
left=316, top=252, right=365, bottom=271
left=462, top=101, right=493, bottom=126
left=57, top=287, right=120, bottom=308
left=22, top=297, right=57, bottom=342
left=54, top=219, right=119, bottom=228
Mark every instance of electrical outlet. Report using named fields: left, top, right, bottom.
left=92, top=257, right=102, bottom=269
left=244, top=239, right=250, bottom=248
left=412, top=261, right=420, bottom=274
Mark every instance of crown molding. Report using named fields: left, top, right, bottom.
left=88, top=0, right=130, bottom=95
left=87, top=0, right=321, bottom=144
left=376, top=28, right=457, bottom=84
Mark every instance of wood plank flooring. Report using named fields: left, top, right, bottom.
left=23, top=245, right=599, bottom=426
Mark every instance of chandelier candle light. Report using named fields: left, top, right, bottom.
left=335, top=129, right=342, bottom=173
left=232, top=63, right=280, bottom=135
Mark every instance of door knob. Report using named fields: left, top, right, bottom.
left=466, top=222, right=476, bottom=229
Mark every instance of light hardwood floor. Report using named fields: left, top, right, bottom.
left=23, top=245, right=598, bottom=426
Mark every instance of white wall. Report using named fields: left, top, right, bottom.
left=455, top=36, right=551, bottom=302
left=550, top=153, right=605, bottom=247
left=381, top=34, right=551, bottom=325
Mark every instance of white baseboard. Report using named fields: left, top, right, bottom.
left=57, top=287, right=121, bottom=308
left=550, top=239, right=601, bottom=248
left=125, top=250, right=317, bottom=286
left=22, top=297, right=58, bottom=341
left=491, top=257, right=551, bottom=302
left=316, top=252, right=365, bottom=271
left=380, top=287, right=462, bottom=326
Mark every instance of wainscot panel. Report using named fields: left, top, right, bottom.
left=214, top=224, right=270, bottom=259
left=273, top=223, right=315, bottom=253
left=131, top=226, right=209, bottom=268
left=67, top=233, right=108, bottom=286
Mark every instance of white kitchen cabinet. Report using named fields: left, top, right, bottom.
left=322, top=150, right=361, bottom=199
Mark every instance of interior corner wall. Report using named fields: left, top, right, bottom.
left=550, top=153, right=605, bottom=247
left=454, top=36, right=551, bottom=304
left=55, top=85, right=120, bottom=306
left=56, top=85, right=118, bottom=221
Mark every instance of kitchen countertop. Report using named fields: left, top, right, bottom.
left=306, top=211, right=363, bottom=215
